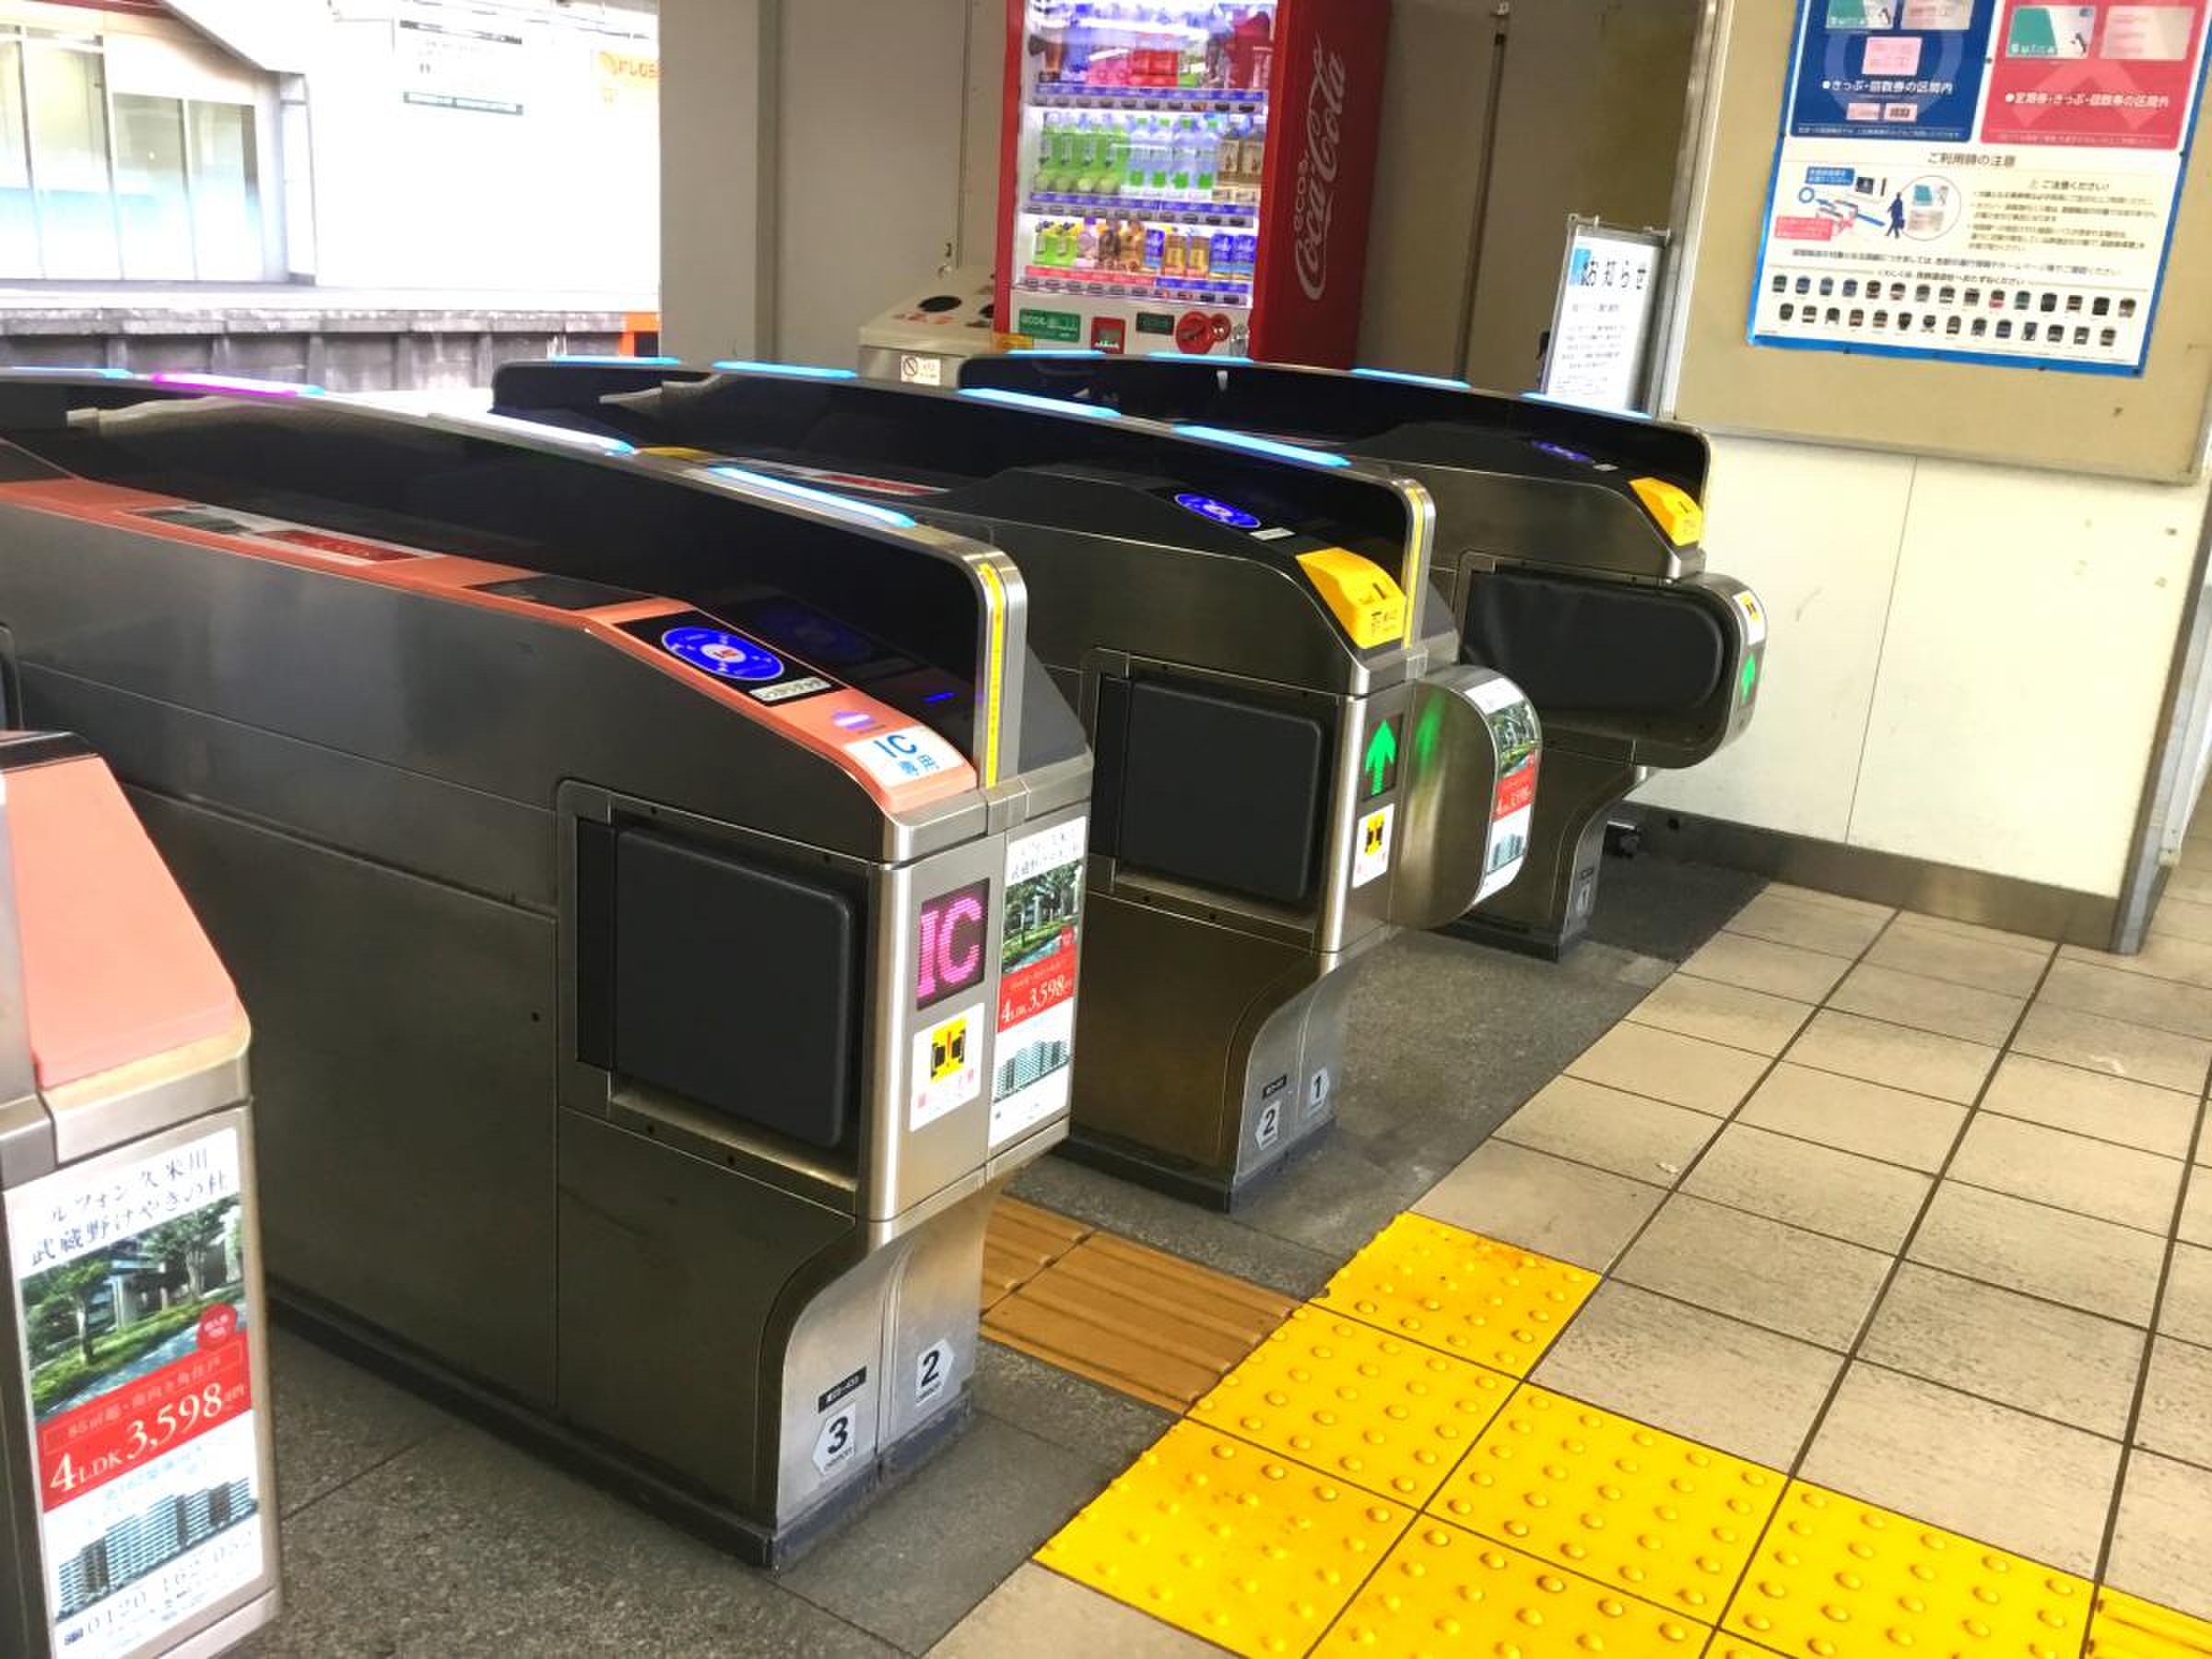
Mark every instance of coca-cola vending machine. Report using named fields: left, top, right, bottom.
left=994, top=0, right=1390, bottom=365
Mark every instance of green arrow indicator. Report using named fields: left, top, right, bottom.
left=1740, top=653, right=1759, bottom=706
left=1365, top=719, right=1399, bottom=799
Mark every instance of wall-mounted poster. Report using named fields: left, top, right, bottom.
left=1749, top=0, right=2210, bottom=373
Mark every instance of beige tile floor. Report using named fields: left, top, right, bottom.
left=937, top=866, right=2212, bottom=1649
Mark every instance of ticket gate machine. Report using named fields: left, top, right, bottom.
left=489, top=359, right=1532, bottom=1208
left=0, top=371, right=1091, bottom=1565
left=0, top=732, right=277, bottom=1657
left=955, top=354, right=1768, bottom=959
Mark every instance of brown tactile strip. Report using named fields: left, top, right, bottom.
left=982, top=1225, right=1298, bottom=1411
left=981, top=1196, right=1091, bottom=1312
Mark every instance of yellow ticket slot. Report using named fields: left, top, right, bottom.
left=1296, top=548, right=1407, bottom=650
left=1630, top=477, right=1705, bottom=547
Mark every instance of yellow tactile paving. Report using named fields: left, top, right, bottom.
left=1190, top=1306, right=1514, bottom=1507
left=1313, top=1518, right=1711, bottom=1655
left=1314, top=1215, right=1599, bottom=1374
left=1038, top=1419, right=1413, bottom=1658
left=1429, top=1384, right=1783, bottom=1627
left=2088, top=1588, right=2212, bottom=1657
left=1723, top=1481, right=2091, bottom=1659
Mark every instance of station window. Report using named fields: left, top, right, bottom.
left=0, top=27, right=266, bottom=279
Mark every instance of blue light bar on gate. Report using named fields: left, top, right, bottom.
left=1172, top=424, right=1351, bottom=467
left=4, top=365, right=132, bottom=379
left=710, top=359, right=859, bottom=381
left=1524, top=392, right=1654, bottom=421
left=551, top=354, right=682, bottom=367
left=454, top=411, right=638, bottom=453
left=1005, top=348, right=1105, bottom=359
left=960, top=387, right=1122, bottom=419
left=706, top=465, right=919, bottom=530
left=1352, top=367, right=1474, bottom=392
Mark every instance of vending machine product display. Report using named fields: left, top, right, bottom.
left=994, top=0, right=1390, bottom=364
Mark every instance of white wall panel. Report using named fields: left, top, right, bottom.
left=1635, top=435, right=1914, bottom=842
left=1845, top=463, right=2208, bottom=894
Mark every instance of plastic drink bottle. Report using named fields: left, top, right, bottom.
left=1163, top=228, right=1187, bottom=276
left=1193, top=117, right=1218, bottom=201
left=1072, top=114, right=1099, bottom=194
left=1065, top=4, right=1094, bottom=81
left=1039, top=0, right=1068, bottom=80
left=1186, top=229, right=1210, bottom=276
left=1121, top=115, right=1147, bottom=194
left=1098, top=117, right=1125, bottom=194
left=1077, top=218, right=1100, bottom=268
left=1146, top=116, right=1172, bottom=195
left=1124, top=218, right=1146, bottom=271
left=1169, top=116, right=1194, bottom=199
left=1242, top=115, right=1267, bottom=204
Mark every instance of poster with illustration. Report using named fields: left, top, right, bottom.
left=992, top=818, right=1087, bottom=1150
left=8, top=1125, right=266, bottom=1657
left=1475, top=680, right=1541, bottom=903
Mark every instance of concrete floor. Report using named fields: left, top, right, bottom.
left=233, top=852, right=1740, bottom=1659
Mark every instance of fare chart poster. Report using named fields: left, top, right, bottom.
left=1750, top=0, right=2212, bottom=372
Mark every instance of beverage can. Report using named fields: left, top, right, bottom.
left=1144, top=226, right=1166, bottom=274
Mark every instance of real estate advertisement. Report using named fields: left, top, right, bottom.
left=993, top=817, right=1088, bottom=1150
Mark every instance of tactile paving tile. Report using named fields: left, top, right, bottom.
left=1429, top=1383, right=1783, bottom=1624
left=1314, top=1214, right=1599, bottom=1373
left=984, top=1230, right=1298, bottom=1410
left=1314, top=1517, right=1711, bottom=1654
left=2088, top=1588, right=2212, bottom=1657
left=1722, top=1480, right=2091, bottom=1658
left=981, top=1195, right=1089, bottom=1312
left=1190, top=1306, right=1512, bottom=1507
left=1038, top=1419, right=1412, bottom=1657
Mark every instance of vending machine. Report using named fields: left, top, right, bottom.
left=993, top=0, right=1390, bottom=364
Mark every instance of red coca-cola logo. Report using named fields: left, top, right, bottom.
left=1293, top=38, right=1348, bottom=303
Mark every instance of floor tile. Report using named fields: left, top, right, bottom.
left=2041, top=956, right=2212, bottom=1041
left=2068, top=932, right=2212, bottom=992
left=1980, top=1052, right=2202, bottom=1159
left=2151, top=892, right=2212, bottom=947
left=1627, top=973, right=1812, bottom=1057
left=1315, top=1213, right=1596, bottom=1374
left=1563, top=1021, right=1769, bottom=1116
left=971, top=1341, right=1172, bottom=1480
left=1680, top=1122, right=1931, bottom=1251
left=2183, top=1166, right=2211, bottom=1249
left=1828, top=960, right=2026, bottom=1046
left=2107, top=1452, right=2212, bottom=1620
left=1412, top=1140, right=1664, bottom=1273
left=1784, top=1008, right=1997, bottom=1104
left=1724, top=1482, right=2093, bottom=1659
left=240, top=1424, right=900, bottom=1659
left=1726, top=888, right=1888, bottom=958
left=1948, top=1113, right=2185, bottom=1235
left=1495, top=1075, right=1720, bottom=1185
left=265, top=1326, right=454, bottom=1519
left=1036, top=1420, right=1411, bottom=1656
left=1762, top=881, right=1895, bottom=920
left=2086, top=1586, right=2212, bottom=1659
left=1910, top=1182, right=2168, bottom=1325
left=1863, top=916, right=2052, bottom=996
left=1735, top=1062, right=1967, bottom=1172
left=1859, top=1261, right=2146, bottom=1438
left=2165, top=864, right=2212, bottom=904
left=1531, top=1281, right=1842, bottom=1468
left=783, top=1414, right=1133, bottom=1653
left=927, top=1564, right=1218, bottom=1658
left=1890, top=908, right=2056, bottom=952
left=1680, top=930, right=1852, bottom=1001
left=2138, top=1336, right=2212, bottom=1471
left=1426, top=1384, right=1781, bottom=1625
left=1799, top=1363, right=2121, bottom=1575
left=2164, top=1243, right=2212, bottom=1347
left=1613, top=1194, right=1892, bottom=1350
left=1190, top=1305, right=1512, bottom=1505
left=2013, top=1000, right=2212, bottom=1096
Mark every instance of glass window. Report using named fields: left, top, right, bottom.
left=0, top=41, right=33, bottom=274
left=23, top=42, right=116, bottom=277
left=113, top=92, right=190, bottom=278
left=187, top=100, right=259, bottom=280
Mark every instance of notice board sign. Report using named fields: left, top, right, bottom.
left=1539, top=218, right=1667, bottom=414
left=1748, top=0, right=2211, bottom=374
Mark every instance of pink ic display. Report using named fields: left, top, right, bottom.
left=917, top=880, right=989, bottom=1009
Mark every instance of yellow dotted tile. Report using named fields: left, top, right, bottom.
left=1429, top=1384, right=1782, bottom=1624
left=1191, top=1305, right=1512, bottom=1507
left=2088, top=1586, right=2212, bottom=1657
left=1722, top=1481, right=2090, bottom=1659
left=1315, top=1214, right=1599, bottom=1372
left=1037, top=1419, right=1412, bottom=1657
left=1315, top=1518, right=1711, bottom=1655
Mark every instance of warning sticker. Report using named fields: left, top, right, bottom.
left=135, top=504, right=432, bottom=565
left=992, top=818, right=1086, bottom=1150
left=911, top=1001, right=984, bottom=1130
left=1734, top=589, right=1769, bottom=648
left=1353, top=804, right=1395, bottom=888
left=845, top=725, right=966, bottom=789
left=733, top=455, right=948, bottom=500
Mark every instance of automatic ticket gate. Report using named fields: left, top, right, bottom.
left=0, top=732, right=276, bottom=1657
left=956, top=354, right=1769, bottom=959
left=0, top=371, right=1091, bottom=1565
left=489, top=359, right=1535, bottom=1207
